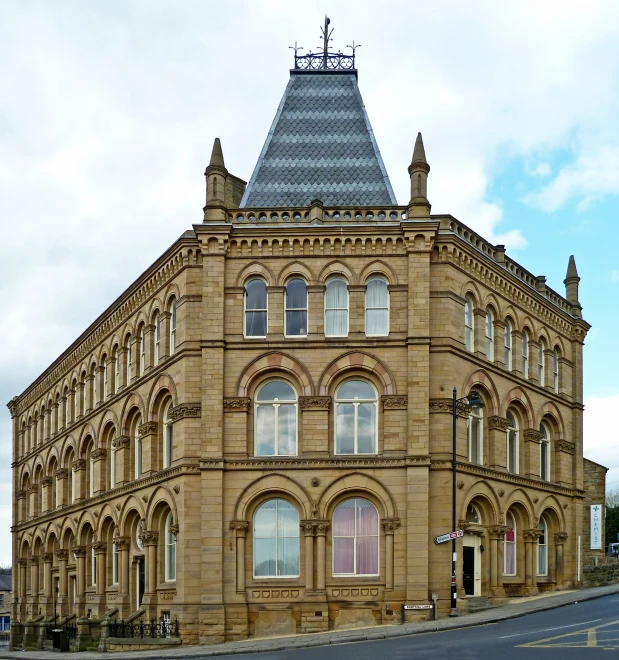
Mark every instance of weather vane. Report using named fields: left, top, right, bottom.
left=290, top=16, right=359, bottom=71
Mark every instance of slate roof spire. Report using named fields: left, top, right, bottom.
left=240, top=19, right=396, bottom=208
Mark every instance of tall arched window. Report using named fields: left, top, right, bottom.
left=169, top=298, right=177, bottom=356
left=365, top=277, right=389, bottom=336
left=504, top=512, right=516, bottom=575
left=126, top=334, right=133, bottom=384
left=245, top=279, right=268, bottom=338
left=504, top=320, right=512, bottom=370
left=540, top=422, right=551, bottom=481
left=465, top=503, right=482, bottom=525
left=522, top=330, right=529, bottom=378
left=325, top=278, right=349, bottom=337
left=285, top=279, right=308, bottom=337
left=82, top=373, right=87, bottom=412
left=163, top=400, right=173, bottom=469
left=255, top=381, right=297, bottom=456
left=253, top=499, right=299, bottom=577
left=538, top=338, right=546, bottom=385
left=537, top=517, right=548, bottom=576
left=467, top=401, right=483, bottom=465
left=165, top=513, right=176, bottom=581
left=464, top=295, right=474, bottom=352
left=154, top=312, right=161, bottom=365
left=89, top=449, right=95, bottom=497
left=111, top=444, right=117, bottom=489
left=335, top=380, right=377, bottom=455
left=91, top=545, right=96, bottom=587
left=553, top=348, right=559, bottom=393
left=506, top=409, right=519, bottom=474
left=333, top=498, right=379, bottom=576
left=102, top=355, right=108, bottom=399
left=91, top=364, right=97, bottom=406
left=113, top=348, right=119, bottom=393
left=139, top=326, right=146, bottom=376
left=134, top=417, right=142, bottom=480
left=485, top=308, right=494, bottom=360
left=112, top=541, right=119, bottom=585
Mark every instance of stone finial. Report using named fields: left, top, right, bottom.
left=407, top=132, right=431, bottom=218
left=204, top=137, right=228, bottom=220
left=207, top=137, right=226, bottom=172
left=564, top=254, right=582, bottom=317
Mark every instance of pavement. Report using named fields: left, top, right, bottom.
left=3, top=582, right=619, bottom=659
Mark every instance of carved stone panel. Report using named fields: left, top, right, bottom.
left=298, top=396, right=331, bottom=410
left=169, top=403, right=202, bottom=421
left=381, top=395, right=408, bottom=410
left=223, top=397, right=251, bottom=412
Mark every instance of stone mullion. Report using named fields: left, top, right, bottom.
left=511, top=330, right=523, bottom=377
left=493, top=319, right=506, bottom=369
left=73, top=545, right=86, bottom=615
left=266, top=285, right=285, bottom=339
left=41, top=476, right=52, bottom=513
left=529, top=340, right=540, bottom=385
left=544, top=349, right=554, bottom=391
left=348, top=284, right=365, bottom=336
left=307, top=285, right=325, bottom=338
left=56, top=549, right=69, bottom=613
left=143, top=324, right=156, bottom=374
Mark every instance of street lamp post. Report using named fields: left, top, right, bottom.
left=450, top=388, right=485, bottom=617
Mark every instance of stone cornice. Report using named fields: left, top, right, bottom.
left=169, top=403, right=201, bottom=422
left=298, top=396, right=331, bottom=411
left=381, top=395, right=408, bottom=410
left=223, top=397, right=251, bottom=412
left=211, top=456, right=428, bottom=470
left=556, top=439, right=575, bottom=454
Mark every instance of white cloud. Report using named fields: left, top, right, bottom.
left=584, top=393, right=619, bottom=495
left=529, top=162, right=552, bottom=178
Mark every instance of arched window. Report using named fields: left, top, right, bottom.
left=91, top=364, right=97, bottom=406
left=504, top=320, right=512, bottom=370
left=538, top=338, right=546, bottom=385
left=333, top=498, right=379, bottom=576
left=154, top=312, right=161, bottom=365
left=553, top=348, right=559, bottom=393
left=485, top=308, right=494, bottom=360
left=325, top=278, right=349, bottom=337
left=102, top=355, right=108, bottom=399
left=111, top=444, right=117, bottom=489
left=91, top=545, right=97, bottom=587
left=285, top=279, right=308, bottom=337
left=165, top=513, right=176, bottom=581
left=126, top=334, right=132, bottom=384
left=112, top=541, right=119, bottom=585
left=169, top=298, right=177, bottom=356
left=163, top=400, right=173, bottom=469
left=506, top=409, right=519, bottom=474
left=467, top=400, right=483, bottom=465
left=464, top=295, right=474, bottom=351
left=522, top=330, right=529, bottom=378
left=465, top=503, right=481, bottom=525
left=81, top=373, right=87, bottom=413
left=245, top=279, right=268, bottom=338
left=113, top=348, right=119, bottom=393
left=139, top=326, right=146, bottom=377
left=89, top=449, right=95, bottom=497
left=504, top=512, right=516, bottom=575
left=537, top=517, right=548, bottom=576
left=335, top=380, right=377, bottom=455
left=255, top=381, right=297, bottom=456
left=253, top=499, right=299, bottom=577
left=540, top=422, right=551, bottom=481
left=134, top=417, right=142, bottom=480
left=365, top=277, right=389, bottom=336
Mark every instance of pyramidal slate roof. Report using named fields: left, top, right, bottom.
left=240, top=71, right=397, bottom=208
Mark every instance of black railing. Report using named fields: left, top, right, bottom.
left=45, top=621, right=77, bottom=641
left=294, top=51, right=355, bottom=71
left=108, top=619, right=179, bottom=639
left=0, top=632, right=10, bottom=643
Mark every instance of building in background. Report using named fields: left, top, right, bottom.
left=0, top=571, right=12, bottom=635
left=7, top=22, right=605, bottom=647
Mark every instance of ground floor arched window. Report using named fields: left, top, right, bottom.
left=165, top=513, right=176, bottom=581
left=537, top=517, right=548, bottom=576
left=332, top=497, right=379, bottom=576
left=504, top=512, right=516, bottom=576
left=253, top=499, right=299, bottom=578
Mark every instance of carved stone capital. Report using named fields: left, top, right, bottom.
left=381, top=395, right=408, bottom=410
left=556, top=439, right=575, bottom=454
left=17, top=558, right=28, bottom=567
left=90, top=448, right=107, bottom=462
left=488, top=416, right=510, bottom=431
left=16, top=489, right=26, bottom=500
left=429, top=398, right=470, bottom=418
left=56, top=549, right=69, bottom=561
left=72, top=545, right=87, bottom=558
left=40, top=476, right=53, bottom=487
left=113, top=537, right=131, bottom=550
left=298, top=396, right=331, bottom=411
left=524, top=529, right=544, bottom=542
left=230, top=520, right=249, bottom=536
left=168, top=525, right=179, bottom=538
left=381, top=518, right=401, bottom=534
left=524, top=429, right=543, bottom=443
left=27, top=483, right=39, bottom=494
left=139, top=531, right=159, bottom=546
left=300, top=520, right=316, bottom=536
left=223, top=397, right=251, bottom=412
left=314, top=520, right=330, bottom=536
left=112, top=435, right=130, bottom=450
left=28, top=554, right=39, bottom=564
left=138, top=422, right=158, bottom=437
left=91, top=541, right=107, bottom=554
left=41, top=552, right=53, bottom=563
left=55, top=468, right=69, bottom=479
left=72, top=458, right=87, bottom=471
left=169, top=403, right=201, bottom=421
left=487, top=525, right=510, bottom=540
left=554, top=532, right=568, bottom=544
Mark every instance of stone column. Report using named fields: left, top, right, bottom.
left=46, top=406, right=53, bottom=440
left=56, top=549, right=69, bottom=613
left=348, top=284, right=365, bottom=336
left=230, top=521, right=249, bottom=593
left=523, top=429, right=543, bottom=479
left=524, top=529, right=543, bottom=596
left=529, top=340, right=540, bottom=385
left=160, top=311, right=172, bottom=360
left=55, top=468, right=68, bottom=507
left=18, top=558, right=27, bottom=599
left=140, top=531, right=159, bottom=594
left=29, top=555, right=40, bottom=596
left=91, top=448, right=107, bottom=495
left=72, top=458, right=87, bottom=501
left=307, top=285, right=325, bottom=338
left=16, top=489, right=26, bottom=523
left=143, top=324, right=156, bottom=374
left=382, top=518, right=401, bottom=591
left=41, top=476, right=53, bottom=513
left=487, top=526, right=508, bottom=597
left=92, top=541, right=107, bottom=597
left=300, top=521, right=315, bottom=591
left=544, top=349, right=554, bottom=391
left=73, top=545, right=86, bottom=615
left=118, top=347, right=128, bottom=390
left=112, top=436, right=130, bottom=485
left=115, top=537, right=131, bottom=615
left=554, top=532, right=568, bottom=587
left=512, top=330, right=523, bottom=377
left=95, top=365, right=105, bottom=407
left=493, top=319, right=506, bottom=369
left=28, top=482, right=39, bottom=518
left=315, top=521, right=329, bottom=591
left=74, top=383, right=84, bottom=419
left=42, top=553, right=53, bottom=598
left=266, top=285, right=285, bottom=339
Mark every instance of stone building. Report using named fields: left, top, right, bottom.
left=8, top=31, right=603, bottom=646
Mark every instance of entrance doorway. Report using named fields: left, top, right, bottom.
left=462, top=534, right=481, bottom=596
left=137, top=558, right=145, bottom=607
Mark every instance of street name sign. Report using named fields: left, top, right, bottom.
left=403, top=604, right=433, bottom=610
left=434, top=529, right=464, bottom=545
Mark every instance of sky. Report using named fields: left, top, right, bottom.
left=1, top=0, right=618, bottom=565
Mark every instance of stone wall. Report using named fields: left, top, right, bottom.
left=583, top=458, right=608, bottom=563
left=583, top=562, right=619, bottom=588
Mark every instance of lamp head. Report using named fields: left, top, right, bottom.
left=467, top=391, right=485, bottom=411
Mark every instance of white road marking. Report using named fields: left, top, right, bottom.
left=499, top=618, right=603, bottom=639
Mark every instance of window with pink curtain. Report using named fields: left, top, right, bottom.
left=333, top=498, right=379, bottom=576
left=504, top=513, right=516, bottom=576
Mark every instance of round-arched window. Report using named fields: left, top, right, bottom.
left=325, top=278, right=349, bottom=337
left=540, top=422, right=551, bottom=482
left=365, top=277, right=389, bottom=336
left=506, top=410, right=519, bottom=474
left=245, top=279, right=268, bottom=338
left=335, top=380, right=377, bottom=455
left=465, top=503, right=481, bottom=525
left=537, top=517, right=548, bottom=576
left=285, top=279, right=308, bottom=337
left=333, top=498, right=379, bottom=576
left=254, top=499, right=299, bottom=577
left=504, top=511, right=516, bottom=576
left=255, top=381, right=297, bottom=456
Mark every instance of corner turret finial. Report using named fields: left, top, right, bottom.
left=564, top=254, right=582, bottom=317
left=407, top=132, right=431, bottom=218
left=203, top=137, right=228, bottom=221
left=208, top=137, right=226, bottom=170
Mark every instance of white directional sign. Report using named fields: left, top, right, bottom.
left=434, top=529, right=464, bottom=545
left=403, top=604, right=433, bottom=610
left=591, top=504, right=603, bottom=550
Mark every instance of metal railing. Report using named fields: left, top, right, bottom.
left=108, top=618, right=179, bottom=639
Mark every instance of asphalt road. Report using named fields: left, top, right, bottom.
left=223, top=594, right=619, bottom=659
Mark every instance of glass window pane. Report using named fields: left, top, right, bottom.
left=356, top=536, right=378, bottom=575
left=276, top=500, right=299, bottom=537
left=366, top=309, right=388, bottom=335
left=256, top=405, right=275, bottom=455
left=333, top=537, right=355, bottom=574
left=336, top=404, right=355, bottom=454
left=366, top=278, right=387, bottom=306
left=246, top=311, right=267, bottom=337
left=254, top=500, right=277, bottom=537
left=326, top=279, right=347, bottom=307
left=356, top=499, right=378, bottom=535
left=337, top=380, right=375, bottom=401
left=277, top=405, right=297, bottom=455
left=246, top=279, right=267, bottom=310
left=257, top=381, right=296, bottom=401
left=333, top=500, right=356, bottom=536
left=254, top=538, right=276, bottom=576
left=278, top=536, right=299, bottom=576
left=357, top=403, right=376, bottom=453
left=286, top=310, right=307, bottom=336
left=286, top=279, right=307, bottom=309
left=326, top=309, right=347, bottom=336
